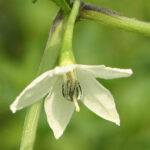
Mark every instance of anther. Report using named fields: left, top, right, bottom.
left=62, top=71, right=82, bottom=112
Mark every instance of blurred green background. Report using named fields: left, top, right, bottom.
left=0, top=0, right=150, bottom=150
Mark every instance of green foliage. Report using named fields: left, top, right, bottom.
left=0, top=0, right=150, bottom=150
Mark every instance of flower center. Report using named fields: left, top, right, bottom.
left=62, top=71, right=82, bottom=112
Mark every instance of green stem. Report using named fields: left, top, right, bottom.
left=59, top=0, right=81, bottom=66
left=20, top=101, right=42, bottom=150
left=50, top=0, right=71, bottom=14
left=80, top=3, right=150, bottom=37
left=20, top=13, right=66, bottom=150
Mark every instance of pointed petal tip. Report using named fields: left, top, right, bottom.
left=113, top=117, right=120, bottom=126
left=115, top=120, right=120, bottom=126
left=54, top=135, right=61, bottom=140
left=128, top=69, right=133, bottom=75
left=54, top=132, right=63, bottom=140
left=10, top=104, right=17, bottom=113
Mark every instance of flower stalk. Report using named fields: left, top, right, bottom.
left=80, top=3, right=150, bottom=37
left=59, top=0, right=81, bottom=66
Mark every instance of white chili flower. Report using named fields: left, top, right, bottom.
left=10, top=64, right=132, bottom=139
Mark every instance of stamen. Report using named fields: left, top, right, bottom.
left=62, top=70, right=82, bottom=112
left=73, top=97, right=80, bottom=112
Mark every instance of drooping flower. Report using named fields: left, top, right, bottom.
left=10, top=64, right=132, bottom=139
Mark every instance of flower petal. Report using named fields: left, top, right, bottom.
left=10, top=65, right=78, bottom=113
left=44, top=77, right=75, bottom=139
left=78, top=65, right=133, bottom=79
left=77, top=70, right=120, bottom=125
left=54, top=64, right=77, bottom=75
left=10, top=70, right=57, bottom=113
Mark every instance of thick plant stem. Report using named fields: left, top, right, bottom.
left=59, top=0, right=81, bottom=66
left=20, top=101, right=42, bottom=150
left=80, top=3, right=150, bottom=37
left=20, top=13, right=66, bottom=150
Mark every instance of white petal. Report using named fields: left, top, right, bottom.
left=54, top=64, right=77, bottom=75
left=44, top=77, right=75, bottom=139
left=10, top=65, right=78, bottom=113
left=10, top=70, right=57, bottom=113
left=78, top=65, right=133, bottom=79
left=77, top=70, right=120, bottom=125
